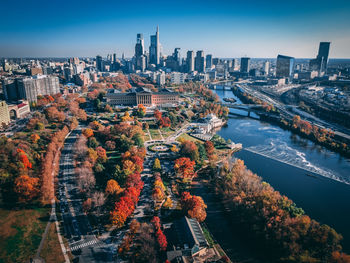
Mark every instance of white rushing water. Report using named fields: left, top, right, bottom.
left=245, top=139, right=350, bottom=185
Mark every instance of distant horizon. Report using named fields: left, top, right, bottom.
left=1, top=0, right=349, bottom=58
left=2, top=56, right=350, bottom=61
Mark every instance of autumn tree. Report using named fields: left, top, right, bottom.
left=180, top=140, right=199, bottom=162
left=153, top=158, right=161, bottom=171
left=181, top=192, right=207, bottom=222
left=174, top=157, right=196, bottom=181
left=14, top=175, right=40, bottom=202
left=82, top=128, right=94, bottom=138
left=105, top=179, right=123, bottom=196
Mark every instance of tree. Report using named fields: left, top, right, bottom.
left=96, top=146, right=107, bottom=163
left=170, top=144, right=179, bottom=153
left=121, top=111, right=133, bottom=122
left=154, top=109, right=162, bottom=120
left=105, top=179, right=122, bottom=196
left=105, top=140, right=116, bottom=150
left=205, top=141, right=215, bottom=156
left=180, top=140, right=199, bottom=162
left=14, top=175, right=40, bottom=202
left=174, top=157, right=196, bottom=180
left=156, top=229, right=167, bottom=251
left=153, top=158, right=161, bottom=171
left=181, top=192, right=207, bottom=222
left=83, top=128, right=94, bottom=138
left=45, top=106, right=66, bottom=122
left=30, top=134, right=40, bottom=143
left=138, top=104, right=146, bottom=117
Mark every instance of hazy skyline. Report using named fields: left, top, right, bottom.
left=1, top=0, right=350, bottom=58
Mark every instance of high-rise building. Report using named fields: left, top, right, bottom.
left=264, top=61, right=270, bottom=76
left=206, top=54, right=212, bottom=69
left=240, top=57, right=250, bottom=73
left=0, top=101, right=11, bottom=126
left=149, top=26, right=160, bottom=66
left=195, top=51, right=205, bottom=73
left=186, top=51, right=195, bottom=73
left=309, top=42, right=330, bottom=74
left=135, top=33, right=144, bottom=57
left=113, top=53, right=117, bottom=63
left=173, top=48, right=181, bottom=66
left=96, top=55, right=103, bottom=71
left=276, top=55, right=295, bottom=78
left=135, top=33, right=146, bottom=71
left=2, top=75, right=60, bottom=103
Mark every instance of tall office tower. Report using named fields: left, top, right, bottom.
left=309, top=42, right=330, bottom=74
left=135, top=33, right=144, bottom=57
left=186, top=51, right=195, bottom=73
left=0, top=101, right=11, bottom=126
left=264, top=61, right=270, bottom=76
left=276, top=55, right=295, bottom=78
left=149, top=26, right=160, bottom=66
left=113, top=53, right=117, bottom=63
left=195, top=50, right=205, bottom=72
left=173, top=48, right=181, bottom=66
left=230, top=59, right=236, bottom=72
left=96, top=55, right=103, bottom=71
left=206, top=54, right=213, bottom=69
left=240, top=57, right=250, bottom=73
left=135, top=33, right=146, bottom=71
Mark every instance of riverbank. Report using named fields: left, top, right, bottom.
left=231, top=85, right=350, bottom=158
left=212, top=89, right=350, bottom=253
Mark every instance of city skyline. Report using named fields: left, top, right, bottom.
left=0, top=0, right=350, bottom=58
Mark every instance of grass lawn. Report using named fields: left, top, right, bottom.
left=160, top=127, right=175, bottom=139
left=0, top=207, right=50, bottom=263
left=176, top=133, right=203, bottom=144
left=149, top=128, right=162, bottom=140
left=41, top=223, right=66, bottom=263
left=143, top=133, right=151, bottom=142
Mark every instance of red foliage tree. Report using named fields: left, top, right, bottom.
left=174, top=157, right=196, bottom=180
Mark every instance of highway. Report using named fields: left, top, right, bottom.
left=236, top=84, right=350, bottom=140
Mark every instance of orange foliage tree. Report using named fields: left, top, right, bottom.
left=14, top=175, right=40, bottom=202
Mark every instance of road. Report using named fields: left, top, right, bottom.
left=237, top=84, right=350, bottom=140
left=58, top=127, right=115, bottom=262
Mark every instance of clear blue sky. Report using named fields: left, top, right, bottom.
left=1, top=0, right=349, bottom=58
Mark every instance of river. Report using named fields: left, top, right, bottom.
left=213, top=88, right=350, bottom=253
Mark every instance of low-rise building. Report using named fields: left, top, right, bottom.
left=8, top=100, right=31, bottom=119
left=106, top=87, right=179, bottom=106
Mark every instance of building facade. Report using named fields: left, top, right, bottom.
left=2, top=75, right=60, bottom=103
left=309, top=42, right=330, bottom=74
left=240, top=57, right=250, bottom=73
left=106, top=87, right=178, bottom=106
left=0, top=101, right=11, bottom=126
left=195, top=50, right=205, bottom=73
left=276, top=54, right=295, bottom=78
left=149, top=26, right=160, bottom=66
left=186, top=51, right=195, bottom=73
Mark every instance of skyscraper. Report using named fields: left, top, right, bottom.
left=186, top=51, right=195, bottom=73
left=206, top=54, right=212, bottom=69
left=96, top=55, right=103, bottom=71
left=135, top=33, right=146, bottom=71
left=309, top=42, right=330, bottom=74
left=195, top=50, right=205, bottom=73
left=264, top=61, right=270, bottom=76
left=135, top=33, right=144, bottom=57
left=149, top=26, right=160, bottom=66
left=276, top=55, right=295, bottom=78
left=240, top=57, right=250, bottom=73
